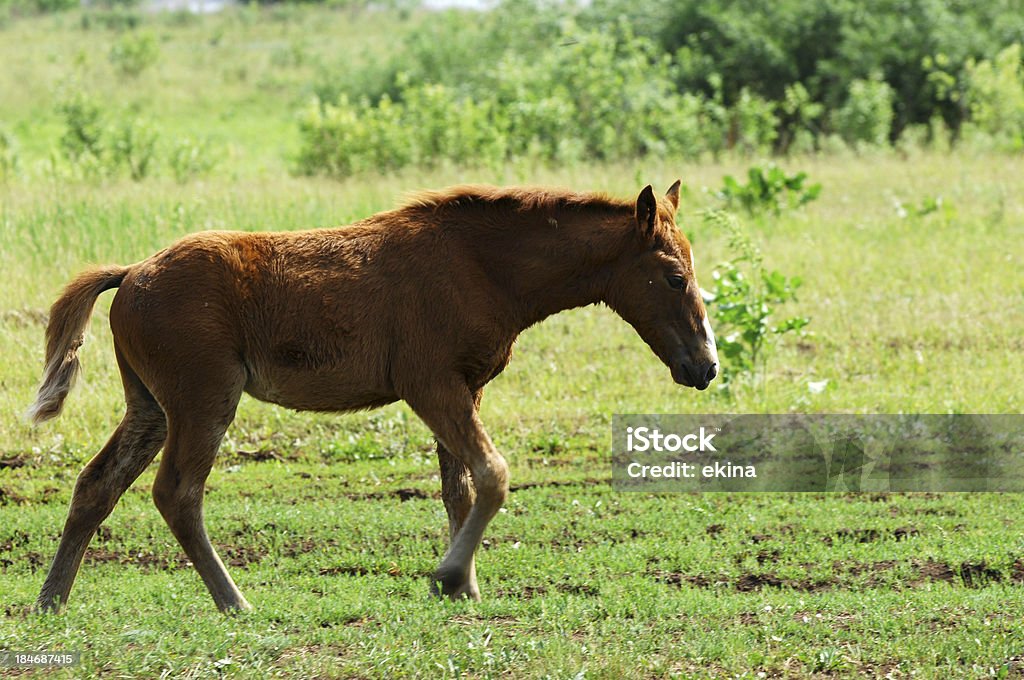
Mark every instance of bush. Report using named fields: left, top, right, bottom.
left=593, top=0, right=1024, bottom=141
left=961, top=44, right=1024, bottom=151
left=110, top=117, right=159, bottom=180
left=80, top=8, right=142, bottom=31
left=297, top=95, right=414, bottom=176
left=58, top=91, right=105, bottom=161
left=298, top=20, right=743, bottom=177
left=56, top=91, right=167, bottom=181
left=833, top=76, right=895, bottom=148
left=295, top=0, right=1024, bottom=167
left=169, top=136, right=216, bottom=184
left=297, top=81, right=507, bottom=176
left=109, top=30, right=160, bottom=78
left=729, top=87, right=779, bottom=154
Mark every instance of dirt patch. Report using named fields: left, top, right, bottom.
left=893, top=526, right=920, bottom=541
left=394, top=488, right=432, bottom=502
left=0, top=455, right=28, bottom=469
left=77, top=536, right=333, bottom=571
left=834, top=528, right=881, bottom=543
left=233, top=448, right=291, bottom=463
left=0, top=487, right=29, bottom=506
left=958, top=561, right=1002, bottom=588
left=738, top=572, right=836, bottom=592
left=217, top=543, right=270, bottom=567
left=509, top=478, right=606, bottom=492
left=654, top=570, right=720, bottom=589
left=912, top=558, right=956, bottom=585
left=735, top=572, right=783, bottom=591
left=346, top=487, right=437, bottom=502
left=281, top=537, right=337, bottom=557
left=1012, top=558, right=1024, bottom=584
left=524, top=456, right=581, bottom=466
left=658, top=568, right=836, bottom=593
left=705, top=523, right=725, bottom=537
left=0, top=530, right=32, bottom=553
left=827, top=526, right=919, bottom=544
left=450, top=614, right=519, bottom=625
left=319, top=565, right=370, bottom=576
left=315, top=615, right=371, bottom=629
left=658, top=557, right=1010, bottom=595
left=83, top=548, right=191, bottom=571
left=0, top=486, right=60, bottom=506
left=556, top=582, right=599, bottom=596
left=846, top=560, right=898, bottom=575
left=317, top=562, right=411, bottom=578
left=342, top=478, right=607, bottom=500
left=16, top=552, right=47, bottom=571
left=909, top=559, right=1002, bottom=588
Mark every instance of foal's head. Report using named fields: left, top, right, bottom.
left=606, top=182, right=719, bottom=390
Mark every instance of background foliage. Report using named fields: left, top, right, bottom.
left=2, top=0, right=1023, bottom=177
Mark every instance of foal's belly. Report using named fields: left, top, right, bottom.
left=242, top=352, right=398, bottom=413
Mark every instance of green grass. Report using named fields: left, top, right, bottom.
left=2, top=6, right=1024, bottom=679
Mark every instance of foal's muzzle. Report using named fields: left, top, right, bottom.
left=672, top=359, right=718, bottom=390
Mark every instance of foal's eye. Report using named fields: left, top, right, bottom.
left=667, top=275, right=687, bottom=291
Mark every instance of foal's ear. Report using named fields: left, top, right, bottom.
left=635, top=185, right=658, bottom=238
left=666, top=180, right=682, bottom=213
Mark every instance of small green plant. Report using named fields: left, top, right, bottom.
left=0, top=127, right=19, bottom=182
left=109, top=30, right=160, bottom=78
left=892, top=194, right=956, bottom=221
left=169, top=136, right=216, bottom=183
left=718, top=163, right=821, bottom=216
left=270, top=38, right=310, bottom=69
left=701, top=210, right=810, bottom=389
left=58, top=91, right=105, bottom=161
left=110, top=117, right=158, bottom=180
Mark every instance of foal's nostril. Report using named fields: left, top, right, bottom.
left=705, top=362, right=718, bottom=383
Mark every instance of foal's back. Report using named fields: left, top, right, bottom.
left=109, top=219, right=443, bottom=413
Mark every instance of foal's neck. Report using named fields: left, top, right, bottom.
left=470, top=200, right=637, bottom=331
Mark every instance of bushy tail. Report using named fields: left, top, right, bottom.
left=28, top=266, right=129, bottom=424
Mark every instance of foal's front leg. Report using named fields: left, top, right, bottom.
left=437, top=441, right=479, bottom=597
left=409, top=385, right=509, bottom=600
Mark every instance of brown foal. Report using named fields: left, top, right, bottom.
left=29, top=182, right=718, bottom=612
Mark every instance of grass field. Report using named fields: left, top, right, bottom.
left=2, top=6, right=1024, bottom=679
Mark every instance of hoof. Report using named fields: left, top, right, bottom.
left=33, top=595, right=64, bottom=615
left=216, top=596, right=253, bottom=614
left=430, top=567, right=481, bottom=601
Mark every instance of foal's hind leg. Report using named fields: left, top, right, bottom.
left=151, top=368, right=249, bottom=612
left=36, top=348, right=167, bottom=613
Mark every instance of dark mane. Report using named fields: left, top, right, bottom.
left=401, top=184, right=633, bottom=215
